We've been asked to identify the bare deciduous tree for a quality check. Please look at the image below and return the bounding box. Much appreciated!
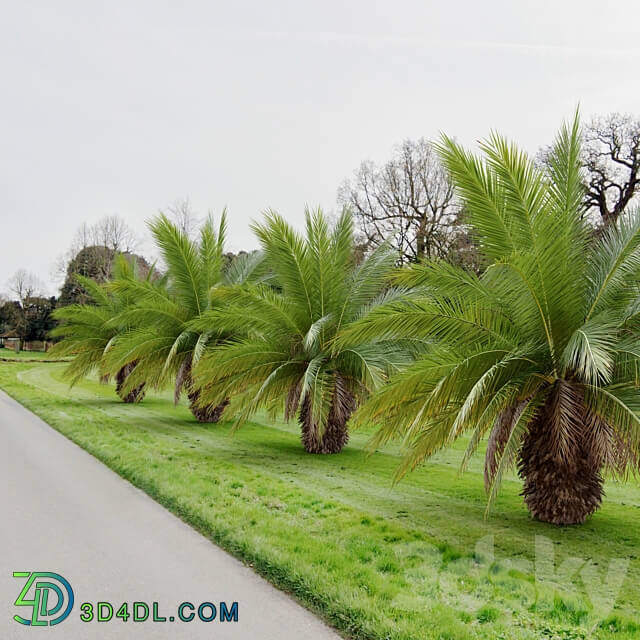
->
[54,215,139,285]
[163,197,201,238]
[4,270,51,342]
[90,215,139,253]
[583,113,640,225]
[7,269,44,305]
[338,138,464,264]
[537,113,640,226]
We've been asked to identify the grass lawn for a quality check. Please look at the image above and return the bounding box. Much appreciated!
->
[1,360,639,639]
[0,349,67,362]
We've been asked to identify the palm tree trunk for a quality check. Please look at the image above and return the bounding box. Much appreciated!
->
[187,387,230,423]
[299,379,355,454]
[115,361,145,404]
[178,356,229,423]
[518,416,604,525]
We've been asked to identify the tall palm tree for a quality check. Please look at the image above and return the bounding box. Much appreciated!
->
[49,255,155,402]
[104,212,266,422]
[342,114,640,525]
[191,208,419,453]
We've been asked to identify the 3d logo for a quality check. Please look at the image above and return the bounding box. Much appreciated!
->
[13,572,74,626]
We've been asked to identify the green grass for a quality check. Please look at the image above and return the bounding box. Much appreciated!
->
[0,349,67,362]
[2,360,639,639]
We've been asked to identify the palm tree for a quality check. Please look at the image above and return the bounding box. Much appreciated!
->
[49,255,154,402]
[342,114,640,525]
[103,212,265,422]
[191,208,419,453]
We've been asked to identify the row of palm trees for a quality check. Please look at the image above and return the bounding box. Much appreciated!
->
[52,114,640,526]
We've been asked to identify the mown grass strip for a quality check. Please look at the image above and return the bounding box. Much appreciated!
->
[1,361,639,639]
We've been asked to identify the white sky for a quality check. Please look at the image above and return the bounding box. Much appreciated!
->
[1,1,639,295]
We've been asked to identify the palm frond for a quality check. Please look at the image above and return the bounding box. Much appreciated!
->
[199,211,226,296]
[148,213,204,315]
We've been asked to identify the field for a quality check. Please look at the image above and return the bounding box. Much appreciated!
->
[0,349,67,362]
[1,360,639,639]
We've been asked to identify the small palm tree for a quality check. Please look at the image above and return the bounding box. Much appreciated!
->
[191,208,418,453]
[343,114,640,525]
[104,212,265,422]
[49,255,154,402]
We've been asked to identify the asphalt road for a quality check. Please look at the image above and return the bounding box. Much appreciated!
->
[0,389,341,639]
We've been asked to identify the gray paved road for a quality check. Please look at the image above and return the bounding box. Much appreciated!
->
[0,389,341,638]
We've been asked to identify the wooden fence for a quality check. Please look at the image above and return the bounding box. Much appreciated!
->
[0,339,53,352]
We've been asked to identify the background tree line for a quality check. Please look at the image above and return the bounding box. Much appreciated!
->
[340,112,640,266]
[2,112,639,347]
[1,203,210,346]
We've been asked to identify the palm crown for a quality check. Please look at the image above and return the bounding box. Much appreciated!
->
[49,254,157,402]
[104,212,265,422]
[343,114,640,524]
[192,208,418,453]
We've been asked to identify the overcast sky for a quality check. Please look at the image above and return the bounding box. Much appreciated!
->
[1,1,639,295]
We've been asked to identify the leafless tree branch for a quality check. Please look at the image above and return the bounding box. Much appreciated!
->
[338,138,472,265]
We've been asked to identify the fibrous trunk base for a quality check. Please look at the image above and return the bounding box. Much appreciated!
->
[115,362,145,404]
[299,385,355,454]
[188,389,229,423]
[519,418,604,526]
